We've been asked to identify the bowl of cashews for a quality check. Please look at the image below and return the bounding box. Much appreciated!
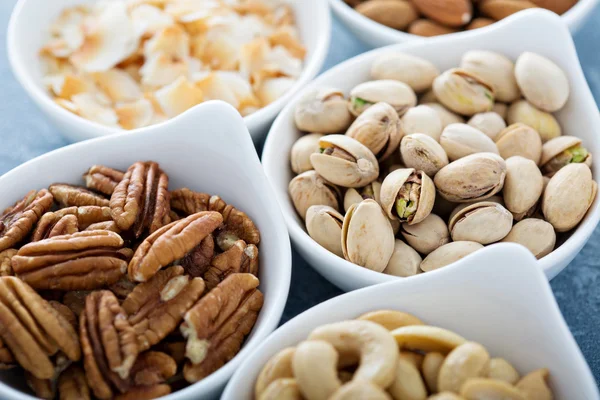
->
[222,243,599,399]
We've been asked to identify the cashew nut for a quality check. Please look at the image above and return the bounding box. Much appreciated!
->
[400,351,424,369]
[487,358,520,385]
[255,347,296,398]
[459,378,526,400]
[428,393,466,400]
[422,352,445,393]
[259,378,303,400]
[330,381,393,400]
[292,340,341,400]
[308,320,398,388]
[516,368,553,400]
[438,342,490,393]
[358,310,424,331]
[392,326,466,354]
[389,357,428,400]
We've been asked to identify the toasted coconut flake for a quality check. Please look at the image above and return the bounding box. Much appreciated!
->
[140,53,189,87]
[131,4,174,38]
[256,76,296,105]
[269,26,306,59]
[55,98,80,114]
[144,25,190,60]
[155,76,203,118]
[195,72,259,110]
[71,93,120,126]
[115,98,154,129]
[45,74,92,100]
[92,69,143,103]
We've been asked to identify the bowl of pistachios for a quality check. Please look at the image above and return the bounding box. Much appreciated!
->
[262,9,600,291]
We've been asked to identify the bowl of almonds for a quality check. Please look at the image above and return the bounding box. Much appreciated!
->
[330,0,598,47]
[262,10,600,291]
[0,102,292,400]
[222,244,599,399]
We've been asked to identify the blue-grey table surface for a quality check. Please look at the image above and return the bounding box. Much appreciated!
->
[1,0,600,385]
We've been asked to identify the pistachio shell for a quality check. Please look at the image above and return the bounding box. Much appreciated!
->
[383,240,422,277]
[306,205,345,258]
[310,135,379,188]
[492,103,508,120]
[542,163,596,232]
[342,200,395,272]
[440,123,499,161]
[503,156,544,217]
[346,102,403,161]
[448,201,513,244]
[371,52,440,93]
[495,123,542,164]
[420,241,484,272]
[424,103,465,128]
[502,218,556,259]
[401,213,450,255]
[467,112,507,141]
[432,68,495,116]
[289,171,341,218]
[515,52,570,112]
[380,169,436,225]
[290,133,323,174]
[400,133,449,177]
[507,100,561,142]
[349,80,417,117]
[540,136,592,176]
[434,153,507,203]
[460,50,520,103]
[294,88,353,133]
[447,195,505,222]
[401,105,443,141]
[343,181,382,212]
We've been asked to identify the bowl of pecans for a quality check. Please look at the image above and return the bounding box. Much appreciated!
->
[0,101,292,400]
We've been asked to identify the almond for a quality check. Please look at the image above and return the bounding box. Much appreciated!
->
[479,0,538,20]
[466,17,496,29]
[410,0,473,27]
[408,19,460,36]
[530,0,578,14]
[356,0,419,30]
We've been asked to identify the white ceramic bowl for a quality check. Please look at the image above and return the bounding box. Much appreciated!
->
[223,243,599,399]
[6,0,331,143]
[330,0,599,48]
[262,9,600,292]
[0,102,292,400]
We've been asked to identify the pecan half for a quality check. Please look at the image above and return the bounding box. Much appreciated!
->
[109,277,138,300]
[155,340,187,365]
[85,220,121,233]
[204,240,259,290]
[34,214,79,241]
[80,291,138,399]
[0,337,15,369]
[114,351,176,399]
[0,249,16,276]
[115,384,171,400]
[0,277,80,379]
[84,165,125,196]
[0,189,53,251]
[49,183,110,207]
[180,234,215,278]
[209,196,261,249]
[26,372,55,400]
[122,266,205,351]
[181,273,264,383]
[171,188,210,215]
[110,162,171,238]
[58,364,91,400]
[62,290,92,317]
[128,212,222,282]
[50,300,78,331]
[32,206,112,241]
[12,230,129,290]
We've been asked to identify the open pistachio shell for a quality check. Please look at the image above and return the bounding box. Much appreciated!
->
[447,195,504,223]
[448,201,513,244]
[495,123,543,165]
[515,52,569,112]
[380,168,436,225]
[401,105,443,141]
[467,112,507,141]
[440,123,499,161]
[400,133,449,177]
[542,163,596,232]
[383,240,422,277]
[507,100,561,142]
[310,135,379,188]
[503,156,544,219]
[343,181,382,212]
[502,218,556,259]
[432,68,495,116]
[540,135,592,176]
[423,102,465,128]
[460,50,520,103]
[289,171,341,219]
[306,205,345,258]
[346,102,403,161]
[349,80,417,117]
[290,133,323,174]
[434,153,507,203]
[401,213,450,255]
[342,199,395,272]
[420,241,484,272]
[294,88,353,133]
[371,52,440,93]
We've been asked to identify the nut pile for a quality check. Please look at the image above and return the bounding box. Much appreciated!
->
[0,161,263,399]
[40,0,305,129]
[255,309,553,400]
[289,50,597,275]
[345,0,578,36]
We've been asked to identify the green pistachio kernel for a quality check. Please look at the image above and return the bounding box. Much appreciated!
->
[352,97,370,108]
[567,145,588,163]
[395,198,415,219]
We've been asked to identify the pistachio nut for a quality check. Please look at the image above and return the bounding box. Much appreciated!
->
[507,100,561,142]
[349,80,417,117]
[346,102,403,161]
[400,133,449,177]
[495,123,543,164]
[420,241,484,272]
[492,102,508,120]
[306,205,345,258]
[440,123,499,161]
[371,52,440,93]
[344,181,382,212]
[383,240,422,277]
[419,90,438,104]
[542,163,596,232]
[294,88,353,133]
[310,135,379,188]
[503,156,544,219]
[515,52,570,112]
[434,152,507,203]
[540,135,592,176]
[401,105,443,141]
[448,201,513,244]
[460,50,520,103]
[502,218,556,259]
[467,112,507,141]
[342,200,395,272]
[447,195,505,222]
[380,169,436,225]
[289,171,341,219]
[432,68,495,116]
[423,102,465,128]
[401,213,450,255]
[290,133,323,174]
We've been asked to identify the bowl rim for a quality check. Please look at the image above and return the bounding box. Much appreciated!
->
[6,0,332,139]
[262,9,600,288]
